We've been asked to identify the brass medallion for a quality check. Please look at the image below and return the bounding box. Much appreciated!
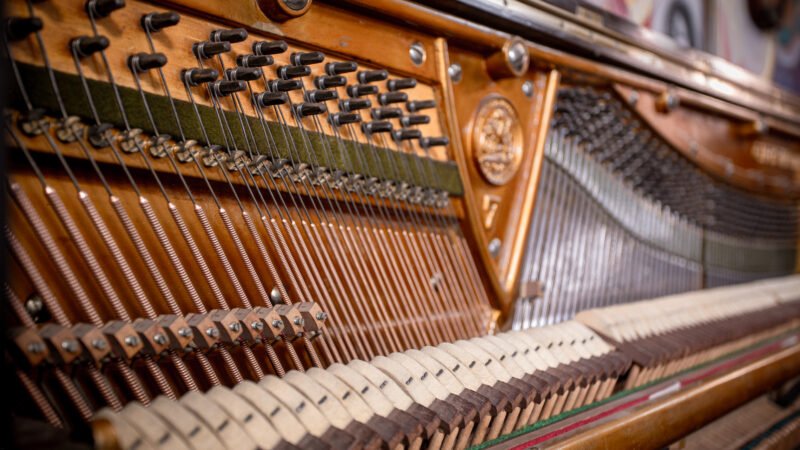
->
[473,97,523,185]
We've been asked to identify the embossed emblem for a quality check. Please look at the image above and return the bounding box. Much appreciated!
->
[473,97,523,185]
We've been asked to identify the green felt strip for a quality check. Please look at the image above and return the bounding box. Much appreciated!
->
[12,62,463,195]
[468,328,800,450]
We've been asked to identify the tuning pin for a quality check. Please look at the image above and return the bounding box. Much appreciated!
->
[371,107,401,120]
[210,28,248,44]
[339,98,371,112]
[71,35,110,57]
[184,67,219,86]
[361,121,393,135]
[420,136,449,148]
[278,65,311,80]
[407,99,436,112]
[237,54,273,68]
[226,67,263,81]
[325,61,357,75]
[329,112,361,127]
[357,69,388,84]
[87,0,125,18]
[294,102,327,118]
[305,89,338,103]
[393,129,421,141]
[315,75,346,89]
[255,91,289,107]
[378,91,408,106]
[253,40,287,55]
[211,80,246,96]
[141,11,180,32]
[128,52,167,72]
[270,79,303,92]
[387,78,417,91]
[347,84,378,98]
[401,114,430,127]
[5,17,43,41]
[193,40,230,59]
[290,51,325,66]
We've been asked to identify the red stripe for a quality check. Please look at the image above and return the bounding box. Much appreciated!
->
[507,335,798,450]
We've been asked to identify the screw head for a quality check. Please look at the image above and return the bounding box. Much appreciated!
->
[124,335,140,347]
[61,339,79,353]
[27,342,45,354]
[178,327,193,338]
[488,237,502,257]
[409,42,426,66]
[315,311,328,321]
[628,89,639,106]
[25,296,44,317]
[448,63,462,83]
[251,321,264,331]
[153,333,168,345]
[271,319,284,329]
[522,80,534,98]
[270,287,282,304]
[293,317,305,326]
[91,338,108,350]
[205,327,219,338]
[229,322,241,333]
[507,40,528,74]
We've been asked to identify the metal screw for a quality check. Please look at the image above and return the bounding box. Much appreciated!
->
[229,322,241,333]
[270,287,282,304]
[409,42,426,66]
[61,339,79,353]
[315,311,328,321]
[91,338,107,350]
[488,237,502,257]
[507,41,528,74]
[27,342,45,354]
[293,317,305,326]
[448,63,462,83]
[628,90,639,106]
[124,335,140,347]
[153,333,168,345]
[178,327,193,338]
[251,321,264,331]
[205,327,219,338]
[522,80,534,98]
[25,296,44,317]
[271,319,283,329]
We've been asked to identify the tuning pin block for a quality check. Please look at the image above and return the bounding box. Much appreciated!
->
[253,307,285,342]
[275,304,305,340]
[185,313,220,349]
[208,310,244,344]
[40,324,82,365]
[10,327,49,367]
[132,318,170,355]
[102,321,144,360]
[157,315,194,350]
[230,308,265,341]
[72,323,112,363]
[296,302,327,336]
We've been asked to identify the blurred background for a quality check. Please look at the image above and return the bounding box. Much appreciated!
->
[584,0,800,94]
